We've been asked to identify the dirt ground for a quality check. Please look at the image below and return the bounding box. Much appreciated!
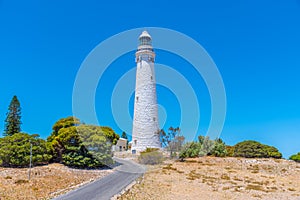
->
[119,157,300,200]
[0,163,112,200]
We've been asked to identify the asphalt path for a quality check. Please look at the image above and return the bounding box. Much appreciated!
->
[52,157,145,200]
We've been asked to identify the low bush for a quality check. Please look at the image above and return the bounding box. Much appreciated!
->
[180,137,227,159]
[138,148,164,165]
[226,145,235,157]
[211,139,227,157]
[48,118,115,168]
[47,117,117,168]
[290,152,300,162]
[0,133,51,167]
[233,140,282,159]
[198,137,215,156]
[179,142,201,159]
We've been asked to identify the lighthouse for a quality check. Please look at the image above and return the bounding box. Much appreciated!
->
[131,31,161,152]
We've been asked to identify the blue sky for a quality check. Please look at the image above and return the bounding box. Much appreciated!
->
[0,1,299,158]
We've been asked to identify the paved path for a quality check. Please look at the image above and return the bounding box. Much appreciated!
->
[52,157,145,200]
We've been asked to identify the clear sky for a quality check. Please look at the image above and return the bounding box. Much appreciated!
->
[0,1,299,158]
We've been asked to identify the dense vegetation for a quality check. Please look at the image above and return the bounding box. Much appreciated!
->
[179,136,227,159]
[179,142,201,158]
[0,133,51,167]
[233,140,282,159]
[0,103,120,168]
[47,117,119,168]
[1,95,299,168]
[179,136,283,160]
[290,152,300,162]
[160,129,284,161]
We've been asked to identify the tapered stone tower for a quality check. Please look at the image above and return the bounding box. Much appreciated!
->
[131,31,161,152]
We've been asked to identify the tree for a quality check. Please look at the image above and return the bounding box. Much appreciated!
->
[233,140,282,159]
[225,145,235,157]
[4,95,22,136]
[159,127,184,158]
[211,138,227,157]
[121,131,128,139]
[198,136,227,157]
[198,135,205,144]
[0,133,51,167]
[121,131,129,150]
[198,135,214,156]
[51,116,80,137]
[179,142,201,160]
[290,152,300,162]
[47,116,80,162]
[97,126,120,145]
[60,125,114,168]
[47,117,119,168]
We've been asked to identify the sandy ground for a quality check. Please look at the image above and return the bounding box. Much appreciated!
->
[119,157,300,200]
[0,163,112,200]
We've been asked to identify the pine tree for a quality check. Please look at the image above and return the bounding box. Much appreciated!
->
[121,131,128,139]
[4,95,22,136]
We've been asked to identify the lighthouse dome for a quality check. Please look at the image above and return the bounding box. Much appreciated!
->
[139,31,151,39]
[139,31,152,46]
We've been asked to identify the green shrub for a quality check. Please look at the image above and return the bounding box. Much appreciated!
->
[179,142,201,159]
[265,146,282,159]
[233,140,282,159]
[47,117,117,168]
[290,152,300,162]
[0,133,51,167]
[199,136,215,156]
[138,148,164,165]
[197,136,227,157]
[62,151,112,168]
[211,139,227,157]
[226,146,235,157]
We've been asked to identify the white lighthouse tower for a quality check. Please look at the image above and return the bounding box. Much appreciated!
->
[131,31,161,152]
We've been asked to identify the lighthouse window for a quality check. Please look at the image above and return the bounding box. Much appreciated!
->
[140,37,151,46]
[151,76,153,80]
[136,96,139,102]
[153,117,156,121]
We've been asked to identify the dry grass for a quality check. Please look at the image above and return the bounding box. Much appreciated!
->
[162,164,177,171]
[119,157,300,200]
[246,184,266,192]
[0,163,112,200]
